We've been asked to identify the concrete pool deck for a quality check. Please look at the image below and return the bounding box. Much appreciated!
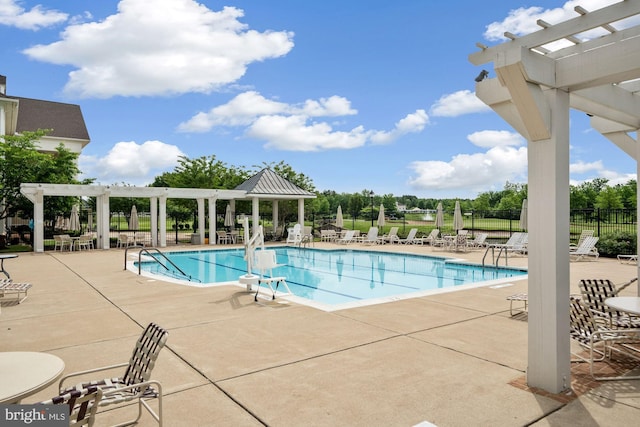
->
[1,242,639,426]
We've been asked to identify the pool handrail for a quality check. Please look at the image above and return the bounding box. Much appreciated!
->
[129,247,201,283]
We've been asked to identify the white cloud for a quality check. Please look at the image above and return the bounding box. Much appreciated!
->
[467,130,525,148]
[484,0,624,45]
[247,115,369,151]
[22,0,294,98]
[79,140,184,184]
[370,110,429,145]
[430,90,491,117]
[179,91,427,151]
[570,160,603,174]
[407,146,528,192]
[0,0,67,30]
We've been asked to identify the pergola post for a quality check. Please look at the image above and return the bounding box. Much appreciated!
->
[252,197,260,235]
[298,199,304,226]
[273,200,279,235]
[33,190,44,253]
[197,198,205,244]
[150,197,158,247]
[526,88,571,392]
[208,197,216,245]
[158,196,167,247]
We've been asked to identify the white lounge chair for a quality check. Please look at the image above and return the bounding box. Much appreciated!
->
[423,229,440,246]
[570,236,599,261]
[467,233,488,249]
[399,228,422,245]
[320,229,337,242]
[361,227,381,245]
[337,230,356,244]
[381,227,400,244]
[286,224,302,245]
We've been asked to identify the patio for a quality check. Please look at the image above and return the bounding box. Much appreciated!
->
[1,243,639,426]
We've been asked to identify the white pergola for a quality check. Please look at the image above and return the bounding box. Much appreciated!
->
[469,1,640,393]
[21,184,246,251]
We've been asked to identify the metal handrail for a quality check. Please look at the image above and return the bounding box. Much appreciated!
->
[124,246,199,282]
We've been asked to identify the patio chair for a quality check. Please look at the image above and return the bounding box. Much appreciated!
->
[361,227,381,245]
[253,249,291,301]
[336,230,356,244]
[579,278,640,328]
[570,236,599,261]
[54,234,72,251]
[216,230,231,244]
[39,385,103,427]
[58,322,168,427]
[569,296,640,380]
[116,233,135,248]
[76,234,94,250]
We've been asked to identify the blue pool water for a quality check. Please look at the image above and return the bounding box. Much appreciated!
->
[135,247,527,310]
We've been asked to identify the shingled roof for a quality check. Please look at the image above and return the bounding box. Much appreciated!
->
[235,168,315,198]
[12,96,90,140]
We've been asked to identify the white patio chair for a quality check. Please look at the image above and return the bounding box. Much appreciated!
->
[253,249,291,301]
[570,236,599,261]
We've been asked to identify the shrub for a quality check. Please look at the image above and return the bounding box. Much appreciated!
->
[597,231,637,257]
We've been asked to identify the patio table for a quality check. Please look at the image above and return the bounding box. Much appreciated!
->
[0,351,65,404]
[605,297,640,316]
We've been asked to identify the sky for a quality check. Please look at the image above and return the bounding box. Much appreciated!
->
[1,0,637,199]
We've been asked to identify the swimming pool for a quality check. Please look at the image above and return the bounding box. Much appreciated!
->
[134,247,527,311]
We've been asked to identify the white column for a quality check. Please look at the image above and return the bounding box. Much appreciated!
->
[252,197,260,235]
[33,190,44,252]
[527,88,571,393]
[208,197,216,245]
[98,191,111,250]
[230,199,236,230]
[159,196,167,247]
[197,198,205,244]
[150,197,158,247]
[273,200,279,234]
[298,199,305,225]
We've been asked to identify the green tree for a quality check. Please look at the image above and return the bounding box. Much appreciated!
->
[595,186,623,210]
[1,130,83,221]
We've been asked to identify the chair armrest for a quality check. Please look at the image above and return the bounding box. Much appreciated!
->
[59,361,129,391]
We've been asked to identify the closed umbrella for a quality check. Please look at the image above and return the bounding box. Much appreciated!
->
[435,202,445,228]
[224,204,233,228]
[377,204,385,228]
[69,205,80,232]
[335,205,344,229]
[453,200,464,232]
[519,199,528,231]
[129,205,139,230]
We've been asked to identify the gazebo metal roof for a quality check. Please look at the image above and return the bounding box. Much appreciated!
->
[235,168,316,199]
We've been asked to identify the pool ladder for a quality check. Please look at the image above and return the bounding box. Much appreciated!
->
[125,247,200,283]
[482,245,510,267]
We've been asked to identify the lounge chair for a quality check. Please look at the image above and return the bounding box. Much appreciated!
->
[302,226,314,246]
[467,233,488,249]
[423,229,440,246]
[570,236,599,261]
[381,227,400,244]
[76,234,94,250]
[579,278,640,328]
[0,278,32,306]
[617,254,638,264]
[39,385,103,426]
[320,229,337,242]
[336,230,356,244]
[361,227,381,245]
[569,296,640,380]
[398,228,419,244]
[286,224,302,245]
[570,230,594,250]
[59,322,168,427]
[253,249,291,301]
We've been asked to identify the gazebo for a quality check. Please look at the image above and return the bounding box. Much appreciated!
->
[469,2,640,393]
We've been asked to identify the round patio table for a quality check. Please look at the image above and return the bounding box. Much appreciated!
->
[605,296,640,316]
[0,351,65,404]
